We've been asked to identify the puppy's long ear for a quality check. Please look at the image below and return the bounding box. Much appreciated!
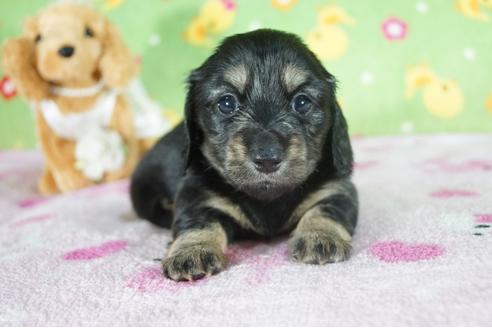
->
[183,69,204,169]
[324,76,354,177]
[99,19,138,88]
[1,16,50,101]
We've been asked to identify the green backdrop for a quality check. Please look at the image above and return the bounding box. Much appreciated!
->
[1,0,491,149]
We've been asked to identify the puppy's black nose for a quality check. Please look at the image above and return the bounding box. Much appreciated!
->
[253,154,282,174]
[58,46,75,58]
[249,131,285,174]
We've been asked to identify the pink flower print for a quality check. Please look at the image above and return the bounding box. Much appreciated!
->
[475,214,492,223]
[10,214,53,228]
[370,241,444,262]
[227,242,289,286]
[245,245,289,285]
[226,241,260,265]
[423,158,492,173]
[63,240,128,260]
[381,17,408,41]
[126,266,206,293]
[128,241,290,292]
[17,196,51,209]
[430,189,479,198]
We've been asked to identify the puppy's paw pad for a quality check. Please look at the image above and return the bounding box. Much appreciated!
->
[289,232,352,265]
[162,245,226,282]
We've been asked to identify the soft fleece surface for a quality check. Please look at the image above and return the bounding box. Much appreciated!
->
[1,134,491,326]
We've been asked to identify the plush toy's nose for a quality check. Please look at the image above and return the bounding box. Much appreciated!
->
[58,45,75,58]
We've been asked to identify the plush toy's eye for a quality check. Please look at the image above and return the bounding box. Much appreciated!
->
[85,27,94,38]
[34,34,42,43]
[217,95,238,114]
[292,94,312,114]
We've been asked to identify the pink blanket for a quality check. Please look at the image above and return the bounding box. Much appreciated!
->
[1,134,491,326]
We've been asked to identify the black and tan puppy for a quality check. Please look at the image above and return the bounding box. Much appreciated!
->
[130,29,358,281]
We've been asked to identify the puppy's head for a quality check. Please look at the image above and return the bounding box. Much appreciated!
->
[185,29,353,200]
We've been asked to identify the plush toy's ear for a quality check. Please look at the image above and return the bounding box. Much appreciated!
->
[23,15,39,39]
[99,19,137,88]
[183,69,204,169]
[322,74,353,177]
[1,36,50,102]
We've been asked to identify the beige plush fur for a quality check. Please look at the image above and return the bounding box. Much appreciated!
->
[1,2,141,195]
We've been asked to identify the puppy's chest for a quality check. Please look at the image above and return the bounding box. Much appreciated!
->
[235,197,302,237]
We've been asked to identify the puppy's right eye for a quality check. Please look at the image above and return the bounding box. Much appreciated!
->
[34,34,42,43]
[292,94,312,114]
[217,95,238,114]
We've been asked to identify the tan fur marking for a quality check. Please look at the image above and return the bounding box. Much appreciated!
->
[286,135,307,162]
[295,207,351,242]
[282,179,350,232]
[283,64,308,93]
[204,192,260,233]
[226,135,248,163]
[160,198,175,211]
[202,135,248,176]
[289,207,352,264]
[201,142,223,173]
[224,64,248,92]
[169,222,227,255]
[165,223,228,280]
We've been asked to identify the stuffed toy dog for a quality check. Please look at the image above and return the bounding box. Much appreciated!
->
[1,2,169,195]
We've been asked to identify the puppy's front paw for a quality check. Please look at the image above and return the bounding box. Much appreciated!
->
[162,244,226,281]
[289,230,352,265]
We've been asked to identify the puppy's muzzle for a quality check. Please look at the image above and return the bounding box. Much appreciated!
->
[249,132,284,174]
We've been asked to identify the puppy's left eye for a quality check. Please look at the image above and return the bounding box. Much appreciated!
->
[217,95,238,115]
[292,94,312,114]
[85,26,95,38]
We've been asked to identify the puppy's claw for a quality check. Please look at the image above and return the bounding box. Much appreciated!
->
[192,273,206,280]
[289,231,352,265]
[162,244,226,281]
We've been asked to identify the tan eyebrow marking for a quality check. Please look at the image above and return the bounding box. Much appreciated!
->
[283,64,308,93]
[224,64,248,93]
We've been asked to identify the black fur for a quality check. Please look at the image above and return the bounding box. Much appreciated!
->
[130,125,186,228]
